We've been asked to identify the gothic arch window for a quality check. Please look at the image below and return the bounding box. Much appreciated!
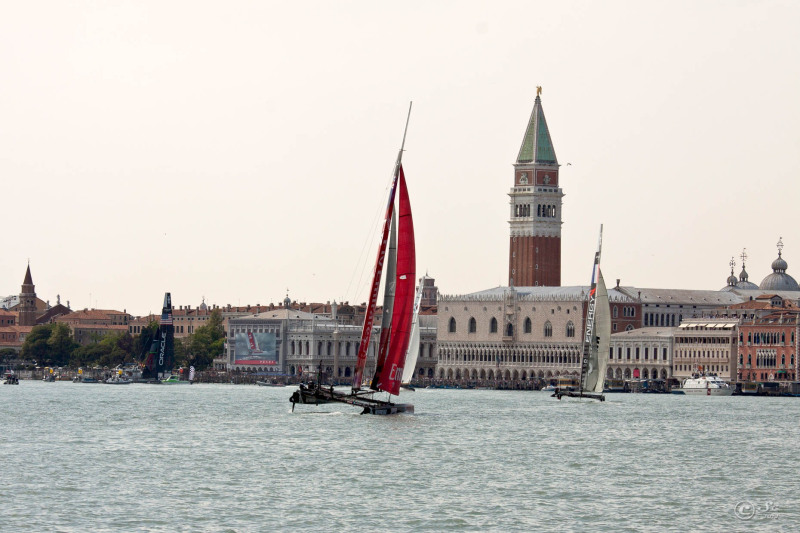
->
[506,323,514,337]
[524,317,532,334]
[544,321,553,338]
[613,306,619,319]
[449,317,456,333]
[490,317,498,333]
[469,317,477,333]
[566,321,575,338]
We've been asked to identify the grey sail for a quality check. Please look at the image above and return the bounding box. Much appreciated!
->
[587,271,610,394]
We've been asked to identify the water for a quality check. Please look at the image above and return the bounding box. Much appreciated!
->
[1,382,798,532]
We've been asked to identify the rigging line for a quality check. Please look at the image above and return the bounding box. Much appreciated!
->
[343,177,393,304]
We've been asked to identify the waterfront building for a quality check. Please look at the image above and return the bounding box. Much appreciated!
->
[56,309,131,346]
[608,327,674,381]
[0,265,71,352]
[223,284,438,380]
[737,311,799,382]
[436,285,637,382]
[672,319,738,382]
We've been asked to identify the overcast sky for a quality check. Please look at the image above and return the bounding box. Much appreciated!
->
[2,1,799,316]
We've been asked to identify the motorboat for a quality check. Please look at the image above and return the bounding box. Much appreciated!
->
[105,374,132,385]
[161,374,187,384]
[677,374,732,396]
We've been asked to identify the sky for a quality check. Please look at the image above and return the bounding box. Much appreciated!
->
[2,1,799,316]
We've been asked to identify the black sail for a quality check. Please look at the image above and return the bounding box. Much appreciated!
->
[155,292,175,378]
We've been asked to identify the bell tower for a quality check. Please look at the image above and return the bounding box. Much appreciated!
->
[18,263,37,327]
[508,88,563,287]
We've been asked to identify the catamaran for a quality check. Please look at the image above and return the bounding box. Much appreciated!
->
[290,105,416,415]
[140,293,175,383]
[553,226,610,402]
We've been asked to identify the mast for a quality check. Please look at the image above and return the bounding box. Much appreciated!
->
[352,103,413,391]
[579,226,603,395]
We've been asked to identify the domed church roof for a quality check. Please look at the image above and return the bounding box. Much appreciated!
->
[721,257,739,291]
[760,238,800,291]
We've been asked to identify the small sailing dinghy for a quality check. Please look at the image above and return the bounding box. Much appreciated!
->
[290,105,416,415]
[553,226,610,402]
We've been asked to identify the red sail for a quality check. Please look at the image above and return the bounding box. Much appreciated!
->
[374,166,415,395]
[352,170,399,390]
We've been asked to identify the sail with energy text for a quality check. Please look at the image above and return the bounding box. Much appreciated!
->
[580,227,610,394]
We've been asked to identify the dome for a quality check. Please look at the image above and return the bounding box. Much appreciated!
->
[736,279,759,290]
[759,240,799,291]
[736,267,758,290]
[760,272,799,291]
[771,256,788,272]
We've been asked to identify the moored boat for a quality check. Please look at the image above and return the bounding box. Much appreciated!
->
[678,374,732,396]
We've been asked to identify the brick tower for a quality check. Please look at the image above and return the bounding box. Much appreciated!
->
[18,263,37,326]
[508,89,562,287]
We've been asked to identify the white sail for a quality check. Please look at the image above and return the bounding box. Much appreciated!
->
[580,226,609,395]
[401,276,426,384]
[591,271,610,394]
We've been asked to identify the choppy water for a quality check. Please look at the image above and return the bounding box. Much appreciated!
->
[1,382,798,532]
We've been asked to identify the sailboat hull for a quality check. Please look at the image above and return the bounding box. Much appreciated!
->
[554,390,606,402]
[290,384,414,415]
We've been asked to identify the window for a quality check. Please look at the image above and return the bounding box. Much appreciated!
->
[469,317,477,333]
[566,321,575,338]
[490,317,498,333]
[544,321,552,338]
[506,323,514,336]
[448,317,456,333]
[613,307,619,318]
[524,317,532,334]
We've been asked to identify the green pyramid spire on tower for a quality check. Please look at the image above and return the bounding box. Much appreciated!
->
[516,93,558,165]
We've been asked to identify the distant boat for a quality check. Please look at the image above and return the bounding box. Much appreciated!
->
[677,374,732,396]
[141,293,175,383]
[105,373,132,385]
[3,371,19,385]
[290,104,416,415]
[257,381,285,387]
[553,226,609,402]
[161,374,188,384]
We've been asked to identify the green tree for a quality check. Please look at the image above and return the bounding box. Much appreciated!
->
[184,309,224,371]
[0,348,18,367]
[20,324,54,364]
[47,323,78,367]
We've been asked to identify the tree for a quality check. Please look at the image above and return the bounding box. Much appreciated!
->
[47,323,78,366]
[183,309,225,370]
[21,324,54,364]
